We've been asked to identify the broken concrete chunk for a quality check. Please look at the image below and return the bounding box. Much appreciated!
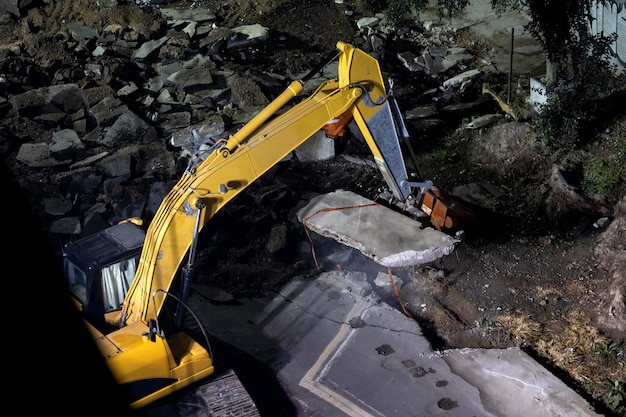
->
[16,143,53,167]
[356,17,379,29]
[50,128,83,160]
[296,190,459,267]
[227,24,269,49]
[442,69,481,89]
[159,8,216,23]
[43,197,73,216]
[294,130,335,162]
[170,115,226,149]
[67,22,99,42]
[48,216,82,235]
[132,36,168,60]
[465,113,503,129]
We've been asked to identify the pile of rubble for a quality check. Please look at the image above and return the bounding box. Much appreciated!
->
[1,0,512,245]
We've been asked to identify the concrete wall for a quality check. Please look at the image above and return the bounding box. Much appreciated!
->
[590,0,626,71]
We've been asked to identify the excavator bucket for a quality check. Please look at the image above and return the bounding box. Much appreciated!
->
[294,42,474,267]
[421,186,477,230]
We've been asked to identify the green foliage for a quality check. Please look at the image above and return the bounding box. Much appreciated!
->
[509,94,526,118]
[488,0,626,150]
[385,0,624,153]
[428,140,460,165]
[594,341,625,364]
[385,0,428,27]
[582,154,624,196]
[530,31,623,149]
[431,147,452,164]
[490,0,524,15]
[598,379,626,415]
[594,343,625,414]
[580,129,626,197]
[386,0,626,195]
[530,79,583,148]
[522,0,594,67]
[617,134,626,156]
[385,0,469,27]
[435,0,471,18]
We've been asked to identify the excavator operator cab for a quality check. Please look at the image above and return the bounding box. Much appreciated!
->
[62,221,145,325]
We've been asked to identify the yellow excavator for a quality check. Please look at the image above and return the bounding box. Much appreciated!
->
[61,41,473,414]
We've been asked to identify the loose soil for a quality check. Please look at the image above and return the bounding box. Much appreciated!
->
[1,0,624,415]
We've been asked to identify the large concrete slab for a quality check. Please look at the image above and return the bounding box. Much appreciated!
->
[188,271,602,417]
[295,190,459,267]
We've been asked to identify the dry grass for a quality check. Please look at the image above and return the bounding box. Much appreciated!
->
[498,309,623,386]
[563,281,587,296]
[497,313,542,345]
[535,285,561,300]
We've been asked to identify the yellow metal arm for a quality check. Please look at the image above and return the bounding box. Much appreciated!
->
[120,42,406,326]
[223,79,305,153]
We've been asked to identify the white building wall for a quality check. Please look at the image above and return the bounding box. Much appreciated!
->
[532,1,626,113]
[590,0,626,72]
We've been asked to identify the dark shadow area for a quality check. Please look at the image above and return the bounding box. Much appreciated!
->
[405,313,450,351]
[1,159,138,416]
[2,155,293,416]
[208,336,298,417]
[139,332,297,417]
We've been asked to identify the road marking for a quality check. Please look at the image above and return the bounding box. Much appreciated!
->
[297,296,378,417]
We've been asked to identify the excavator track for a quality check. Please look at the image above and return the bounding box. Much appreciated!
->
[143,368,261,417]
[194,369,261,417]
[180,315,261,417]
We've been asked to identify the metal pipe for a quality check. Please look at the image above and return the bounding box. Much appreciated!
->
[508,27,514,104]
[223,47,341,154]
[174,200,205,328]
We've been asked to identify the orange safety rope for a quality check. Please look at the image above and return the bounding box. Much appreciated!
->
[302,202,378,270]
[387,266,416,321]
[302,203,417,322]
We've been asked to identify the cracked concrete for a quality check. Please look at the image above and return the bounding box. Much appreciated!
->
[180,270,602,417]
[296,190,459,267]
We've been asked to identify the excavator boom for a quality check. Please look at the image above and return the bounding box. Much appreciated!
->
[121,41,414,326]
